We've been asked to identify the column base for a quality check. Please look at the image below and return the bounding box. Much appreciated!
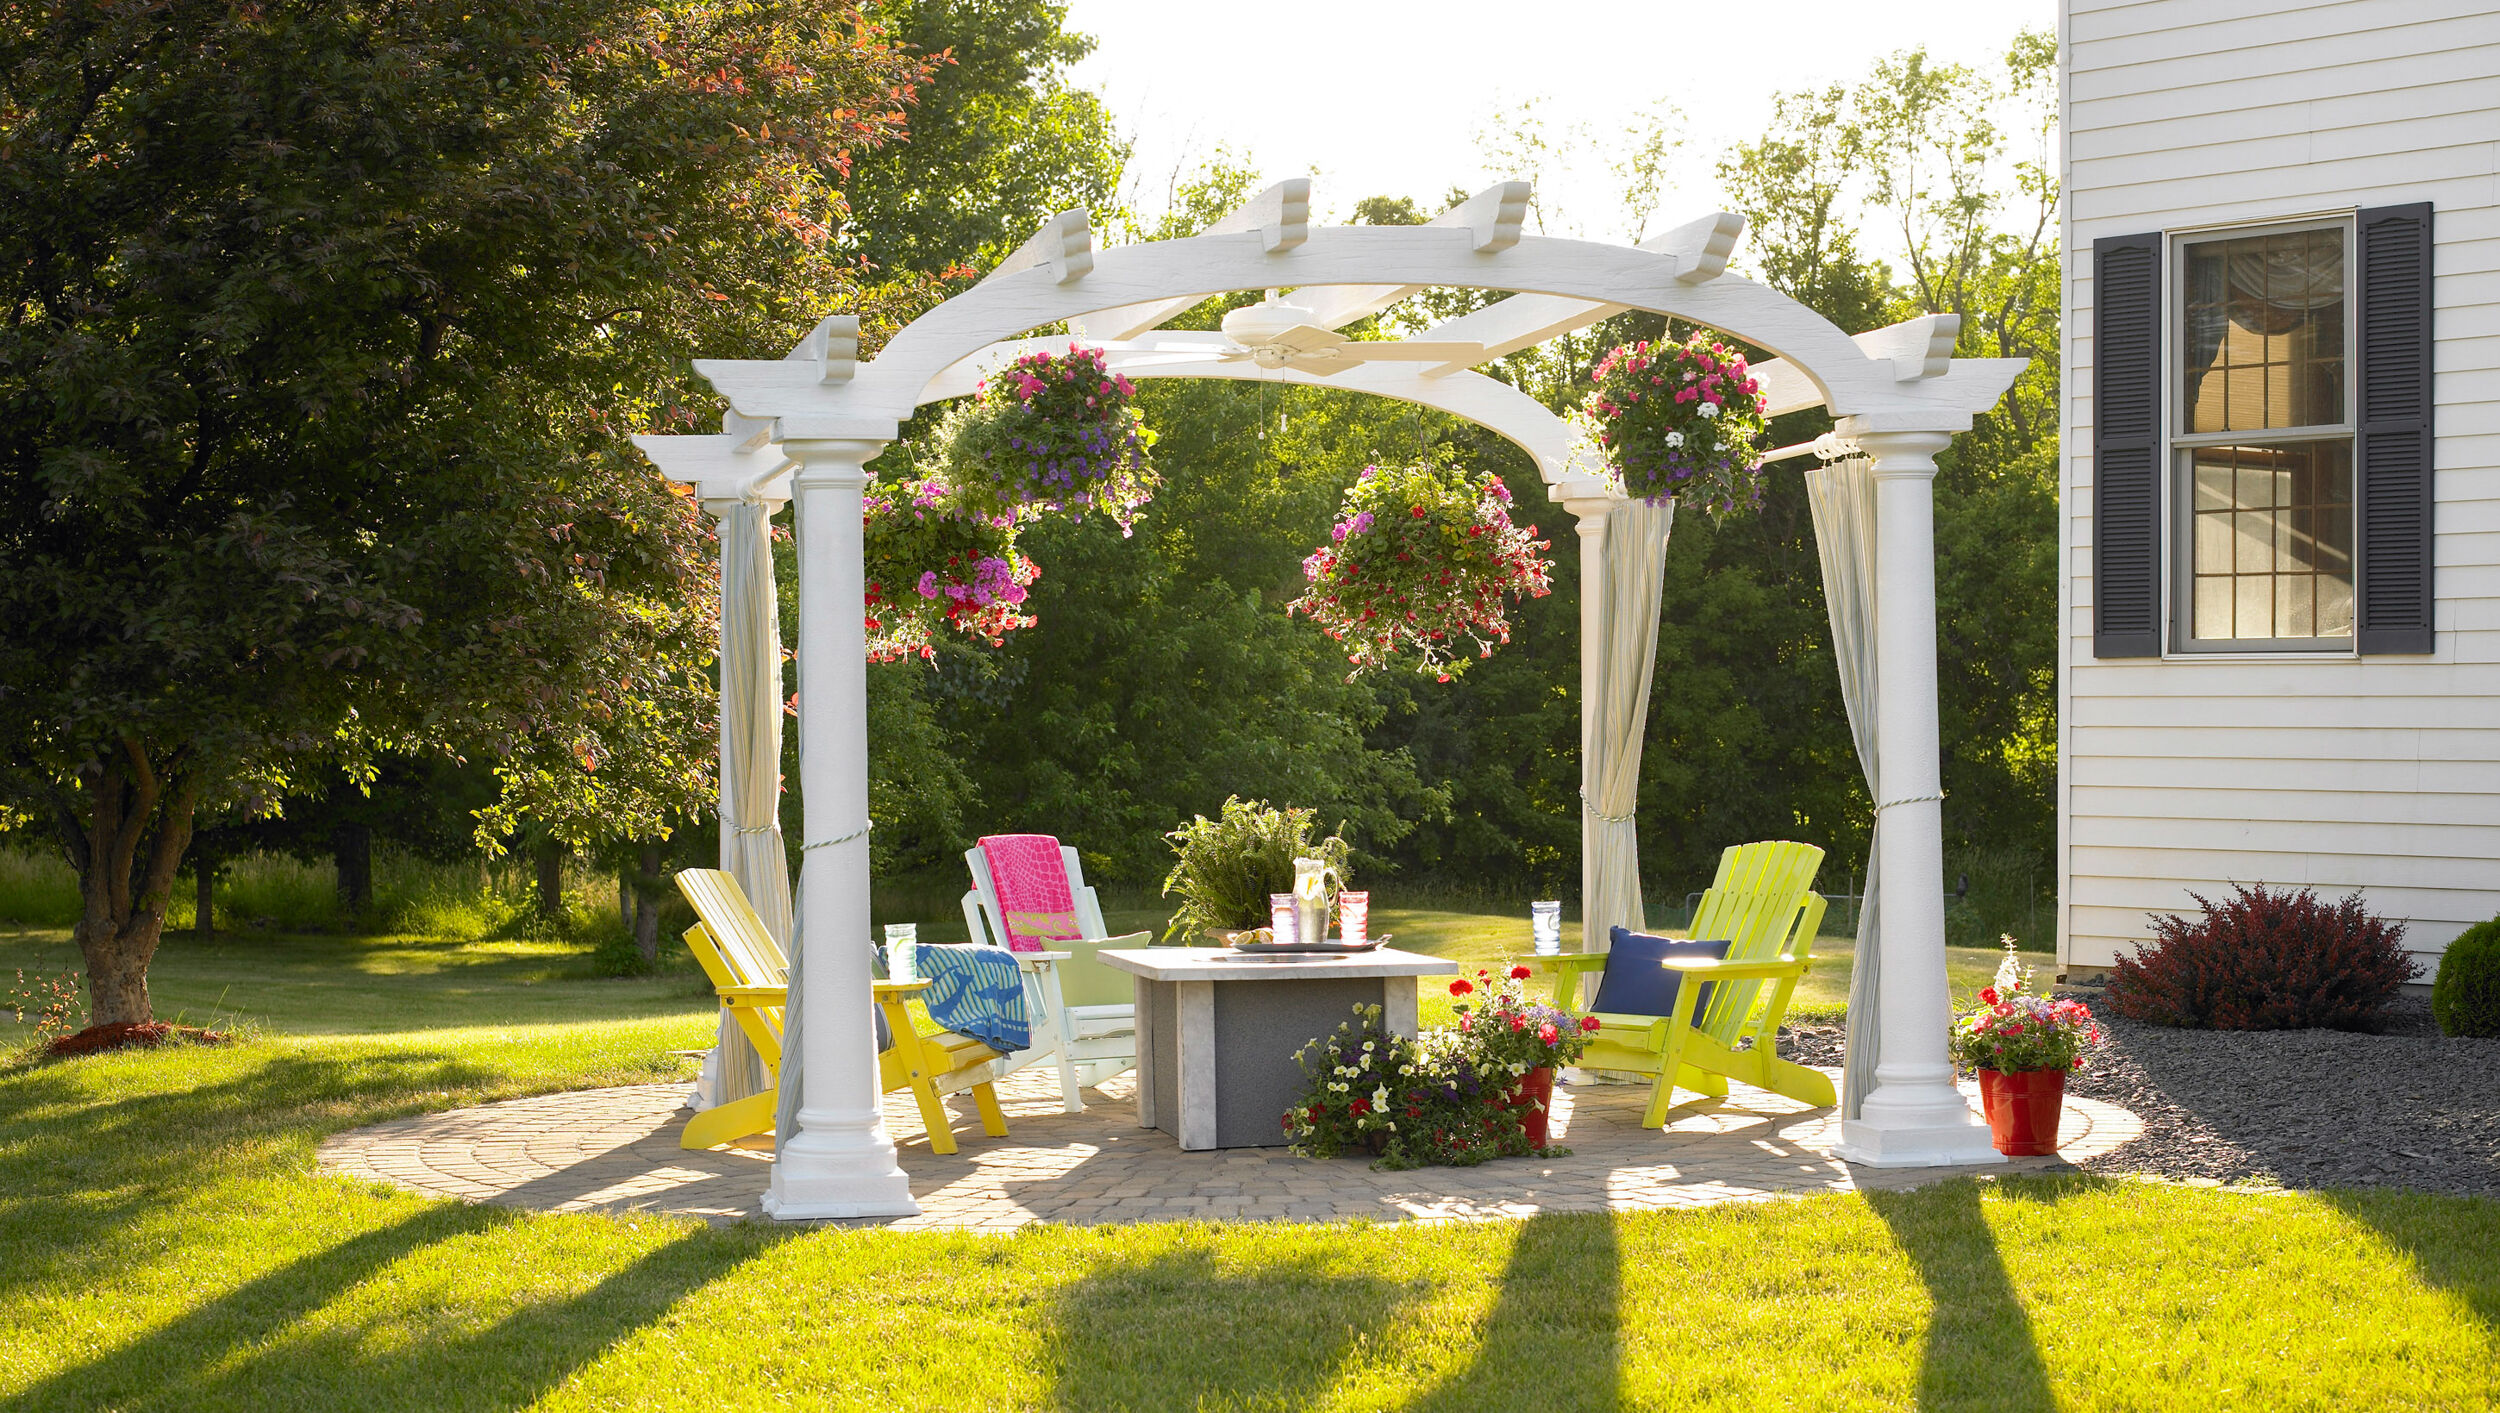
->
[760,1146,920,1220]
[1833,1110,2007,1168]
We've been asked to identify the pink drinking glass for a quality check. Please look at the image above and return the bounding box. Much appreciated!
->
[1337,891,1369,947]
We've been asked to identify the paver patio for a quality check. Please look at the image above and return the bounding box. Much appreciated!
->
[318,1065,2140,1230]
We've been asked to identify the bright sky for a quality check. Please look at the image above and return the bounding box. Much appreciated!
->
[1065,0,2056,244]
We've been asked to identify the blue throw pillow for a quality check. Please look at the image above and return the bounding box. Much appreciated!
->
[1589,926,1734,1021]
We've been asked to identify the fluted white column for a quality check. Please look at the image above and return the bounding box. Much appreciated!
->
[764,435,918,1219]
[1834,428,2002,1167]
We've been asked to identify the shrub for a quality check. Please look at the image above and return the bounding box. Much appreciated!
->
[1159,797,1350,941]
[2109,883,2419,1031]
[2430,916,2500,1038]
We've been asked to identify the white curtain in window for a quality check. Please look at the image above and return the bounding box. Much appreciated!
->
[1807,459,1883,1121]
[710,497,790,1107]
[1586,500,1675,953]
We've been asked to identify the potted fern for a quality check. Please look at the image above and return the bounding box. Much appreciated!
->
[1159,797,1351,944]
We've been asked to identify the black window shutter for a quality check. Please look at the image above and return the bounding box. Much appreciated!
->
[2357,203,2435,654]
[2093,233,2163,657]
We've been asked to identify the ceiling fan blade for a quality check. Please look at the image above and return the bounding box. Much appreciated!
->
[1281,351,1360,377]
[1332,340,1486,362]
[1268,324,1349,355]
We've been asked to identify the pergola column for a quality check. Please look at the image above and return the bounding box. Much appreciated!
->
[763,433,918,1219]
[1834,427,2002,1167]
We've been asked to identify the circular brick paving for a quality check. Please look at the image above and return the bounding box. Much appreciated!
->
[319,1065,2140,1229]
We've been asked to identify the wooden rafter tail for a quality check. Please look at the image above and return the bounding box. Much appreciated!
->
[1089,178,1314,341]
[779,313,861,386]
[1749,312,1968,418]
[1666,210,1746,284]
[1415,210,1746,377]
[981,208,1095,287]
[1289,180,1535,333]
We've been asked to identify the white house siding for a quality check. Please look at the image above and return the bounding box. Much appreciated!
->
[2060,0,2500,972]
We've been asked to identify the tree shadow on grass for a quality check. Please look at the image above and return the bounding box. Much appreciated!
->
[1864,1178,2057,1413]
[4,1203,782,1412]
[0,1047,503,1308]
[1045,1239,1423,1412]
[1401,1211,1621,1413]
[2319,1187,2500,1344]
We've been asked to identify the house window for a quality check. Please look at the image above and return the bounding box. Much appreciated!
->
[2174,221,2354,650]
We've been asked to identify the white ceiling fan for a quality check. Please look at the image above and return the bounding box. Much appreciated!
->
[1204,295,1482,376]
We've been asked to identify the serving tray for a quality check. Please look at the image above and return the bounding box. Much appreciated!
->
[1223,935,1388,956]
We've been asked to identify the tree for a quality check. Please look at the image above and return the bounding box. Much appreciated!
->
[1702,34,2063,907]
[0,0,933,1023]
[840,0,1126,274]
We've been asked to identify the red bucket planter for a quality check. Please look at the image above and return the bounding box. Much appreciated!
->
[1976,1068,2068,1156]
[1503,1066,1557,1149]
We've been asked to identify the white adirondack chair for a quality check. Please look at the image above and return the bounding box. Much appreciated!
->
[960,842,1144,1112]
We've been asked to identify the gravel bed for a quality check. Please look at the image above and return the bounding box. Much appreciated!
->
[1778,999,2500,1196]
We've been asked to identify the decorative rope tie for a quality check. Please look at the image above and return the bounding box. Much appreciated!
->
[1579,791,1636,827]
[803,821,873,852]
[1875,790,1946,812]
[729,823,779,837]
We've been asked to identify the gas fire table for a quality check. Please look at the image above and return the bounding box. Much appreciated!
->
[1097,946,1460,1150]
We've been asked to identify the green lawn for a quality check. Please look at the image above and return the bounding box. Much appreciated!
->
[3,923,2494,1411]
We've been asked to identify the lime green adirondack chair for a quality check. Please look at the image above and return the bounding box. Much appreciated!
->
[1541,840,1836,1129]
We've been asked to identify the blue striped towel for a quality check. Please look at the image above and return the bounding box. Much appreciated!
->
[915,944,1029,1055]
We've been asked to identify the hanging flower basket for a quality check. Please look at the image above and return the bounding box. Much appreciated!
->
[1578,330,1772,515]
[861,474,1039,663]
[934,343,1158,533]
[1290,461,1553,682]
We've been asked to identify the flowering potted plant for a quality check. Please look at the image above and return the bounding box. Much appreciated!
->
[1577,330,1772,516]
[1947,938,2101,1156]
[1446,964,1602,1149]
[1284,997,1588,1169]
[1282,1004,1498,1169]
[936,343,1158,532]
[861,474,1038,663]
[1290,461,1553,682]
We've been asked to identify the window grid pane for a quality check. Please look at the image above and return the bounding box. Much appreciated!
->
[2182,228,2345,436]
[2186,441,2354,642]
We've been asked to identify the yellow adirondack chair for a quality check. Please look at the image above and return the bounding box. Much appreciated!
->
[1540,840,1837,1129]
[673,868,1009,1156]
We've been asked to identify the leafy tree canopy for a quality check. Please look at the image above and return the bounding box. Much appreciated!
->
[0,0,934,1020]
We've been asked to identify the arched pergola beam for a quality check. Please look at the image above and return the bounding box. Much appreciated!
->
[718,332,1609,505]
[1399,211,1747,376]
[695,226,1975,435]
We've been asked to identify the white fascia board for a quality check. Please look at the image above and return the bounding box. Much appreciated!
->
[631,433,793,502]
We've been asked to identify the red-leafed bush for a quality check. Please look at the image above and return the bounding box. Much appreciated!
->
[2109,884,2420,1031]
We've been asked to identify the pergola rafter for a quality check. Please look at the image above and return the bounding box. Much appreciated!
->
[638,186,2025,1220]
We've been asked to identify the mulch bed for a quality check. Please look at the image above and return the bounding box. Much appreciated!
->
[1780,999,2500,1197]
[46,1021,234,1057]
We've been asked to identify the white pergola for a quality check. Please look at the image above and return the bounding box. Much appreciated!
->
[637,179,2024,1218]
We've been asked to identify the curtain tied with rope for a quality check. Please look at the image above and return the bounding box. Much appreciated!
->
[1806,459,1883,1121]
[1583,500,1675,964]
[705,496,792,1111]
